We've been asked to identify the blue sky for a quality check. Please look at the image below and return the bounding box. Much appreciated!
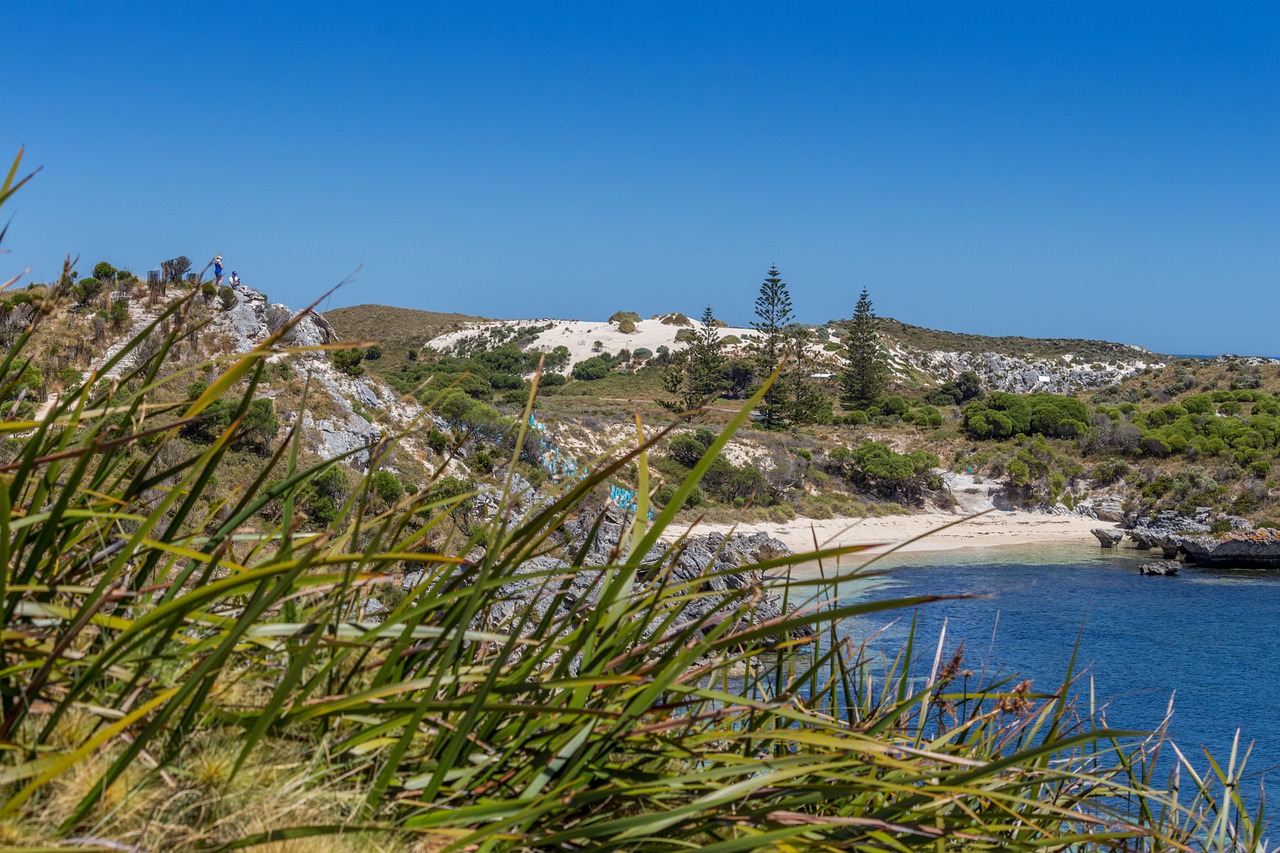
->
[4,2,1277,355]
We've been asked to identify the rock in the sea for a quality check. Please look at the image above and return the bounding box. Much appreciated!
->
[1092,528,1123,548]
[1173,528,1280,568]
[1138,561,1179,576]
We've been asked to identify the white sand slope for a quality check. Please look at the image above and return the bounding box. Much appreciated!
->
[426,316,842,372]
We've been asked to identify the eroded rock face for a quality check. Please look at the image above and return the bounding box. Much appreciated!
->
[1092,528,1123,548]
[1173,528,1280,568]
[302,411,381,467]
[1127,512,1209,555]
[1139,561,1179,576]
[283,311,338,348]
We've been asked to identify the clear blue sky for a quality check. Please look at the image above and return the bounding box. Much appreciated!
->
[4,2,1277,355]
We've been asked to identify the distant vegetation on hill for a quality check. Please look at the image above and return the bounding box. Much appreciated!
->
[873,316,1159,360]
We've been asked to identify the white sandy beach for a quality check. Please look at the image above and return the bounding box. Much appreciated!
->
[695,510,1110,556]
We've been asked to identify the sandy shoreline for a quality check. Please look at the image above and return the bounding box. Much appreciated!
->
[694,510,1111,556]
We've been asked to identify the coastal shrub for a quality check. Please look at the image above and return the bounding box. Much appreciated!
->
[472,449,494,474]
[1182,393,1214,414]
[881,394,910,417]
[571,356,611,381]
[632,347,653,360]
[488,372,524,390]
[238,397,279,454]
[1006,458,1031,487]
[963,392,1089,440]
[609,310,641,323]
[653,482,703,509]
[911,404,944,427]
[617,318,637,334]
[674,328,697,343]
[841,409,869,425]
[668,428,716,468]
[827,440,939,502]
[333,347,365,376]
[539,372,567,387]
[371,469,405,505]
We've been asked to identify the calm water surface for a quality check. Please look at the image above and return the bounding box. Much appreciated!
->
[798,543,1280,789]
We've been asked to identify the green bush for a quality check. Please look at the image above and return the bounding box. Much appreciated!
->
[488,372,524,390]
[571,356,612,381]
[1182,393,1214,414]
[426,428,450,455]
[371,469,405,505]
[881,395,910,417]
[668,428,715,468]
[963,392,1090,440]
[653,483,703,509]
[333,348,366,376]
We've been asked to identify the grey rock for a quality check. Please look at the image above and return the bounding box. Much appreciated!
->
[283,310,338,348]
[895,347,1160,395]
[1127,513,1209,557]
[305,410,381,467]
[1139,561,1179,576]
[1092,528,1123,548]
[1173,528,1280,568]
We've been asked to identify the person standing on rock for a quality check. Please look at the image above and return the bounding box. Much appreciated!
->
[213,255,224,287]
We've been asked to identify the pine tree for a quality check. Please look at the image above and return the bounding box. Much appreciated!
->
[661,305,727,416]
[840,287,888,409]
[750,266,795,428]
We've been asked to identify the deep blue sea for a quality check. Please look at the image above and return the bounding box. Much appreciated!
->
[805,543,1280,797]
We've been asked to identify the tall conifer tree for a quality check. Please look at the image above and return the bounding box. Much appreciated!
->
[751,266,795,428]
[840,287,889,409]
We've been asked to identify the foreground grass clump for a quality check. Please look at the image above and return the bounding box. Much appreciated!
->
[0,151,1265,851]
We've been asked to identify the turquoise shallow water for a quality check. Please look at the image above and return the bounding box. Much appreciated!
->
[796,543,1280,793]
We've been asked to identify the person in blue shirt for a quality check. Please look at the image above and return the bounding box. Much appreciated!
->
[213,255,224,286]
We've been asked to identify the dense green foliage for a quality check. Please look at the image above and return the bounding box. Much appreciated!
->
[827,440,940,502]
[840,287,889,409]
[963,391,1091,439]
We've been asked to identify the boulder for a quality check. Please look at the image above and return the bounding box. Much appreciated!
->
[1139,561,1179,576]
[1091,528,1123,548]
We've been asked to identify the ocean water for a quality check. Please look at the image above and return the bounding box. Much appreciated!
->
[797,543,1280,793]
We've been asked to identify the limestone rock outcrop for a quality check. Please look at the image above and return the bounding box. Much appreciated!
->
[1172,528,1280,568]
[1091,528,1123,548]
